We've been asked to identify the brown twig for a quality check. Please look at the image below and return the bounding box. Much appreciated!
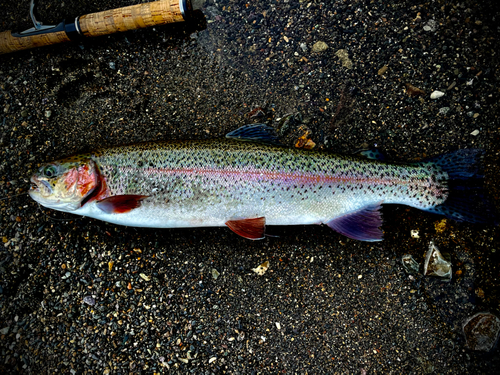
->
[330,85,348,129]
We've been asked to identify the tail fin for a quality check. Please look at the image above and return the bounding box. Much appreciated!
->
[422,149,498,224]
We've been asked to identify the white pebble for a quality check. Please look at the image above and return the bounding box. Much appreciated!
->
[430,91,444,99]
[470,129,480,136]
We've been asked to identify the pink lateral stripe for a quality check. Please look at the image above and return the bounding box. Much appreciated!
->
[119,166,412,187]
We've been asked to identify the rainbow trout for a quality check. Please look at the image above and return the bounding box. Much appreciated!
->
[29,124,497,241]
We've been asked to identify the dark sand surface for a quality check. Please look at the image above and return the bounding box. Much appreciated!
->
[1,0,499,373]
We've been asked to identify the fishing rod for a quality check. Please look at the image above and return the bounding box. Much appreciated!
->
[0,0,193,55]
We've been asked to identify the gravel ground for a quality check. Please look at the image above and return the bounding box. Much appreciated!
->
[1,0,500,373]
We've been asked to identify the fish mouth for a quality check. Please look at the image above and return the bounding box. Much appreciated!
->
[30,176,52,196]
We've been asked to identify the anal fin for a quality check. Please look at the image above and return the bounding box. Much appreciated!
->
[96,195,148,214]
[225,217,266,240]
[327,204,383,242]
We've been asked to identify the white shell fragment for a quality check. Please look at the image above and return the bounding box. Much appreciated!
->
[401,255,419,274]
[424,241,452,281]
[430,91,445,99]
[139,273,150,281]
[411,229,420,238]
[470,129,480,136]
[211,268,220,280]
[252,261,269,275]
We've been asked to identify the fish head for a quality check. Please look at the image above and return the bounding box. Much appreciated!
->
[29,157,99,211]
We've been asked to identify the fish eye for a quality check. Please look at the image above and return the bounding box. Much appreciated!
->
[43,165,58,178]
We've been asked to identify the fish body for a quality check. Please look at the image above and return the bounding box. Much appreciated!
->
[29,126,496,241]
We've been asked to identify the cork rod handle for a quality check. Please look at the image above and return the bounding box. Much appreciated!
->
[0,29,71,54]
[79,0,187,37]
[0,0,190,54]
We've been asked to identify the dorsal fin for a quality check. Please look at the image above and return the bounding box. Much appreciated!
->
[354,148,387,161]
[226,124,282,146]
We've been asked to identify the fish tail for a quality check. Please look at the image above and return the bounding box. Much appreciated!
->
[422,149,498,224]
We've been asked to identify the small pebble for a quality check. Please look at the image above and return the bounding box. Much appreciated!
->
[335,49,353,69]
[423,19,437,32]
[378,65,389,75]
[470,129,480,136]
[439,107,450,115]
[405,83,425,97]
[83,296,95,306]
[312,41,328,52]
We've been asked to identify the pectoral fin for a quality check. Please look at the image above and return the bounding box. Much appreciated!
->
[225,217,266,240]
[96,195,148,214]
[327,204,383,241]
